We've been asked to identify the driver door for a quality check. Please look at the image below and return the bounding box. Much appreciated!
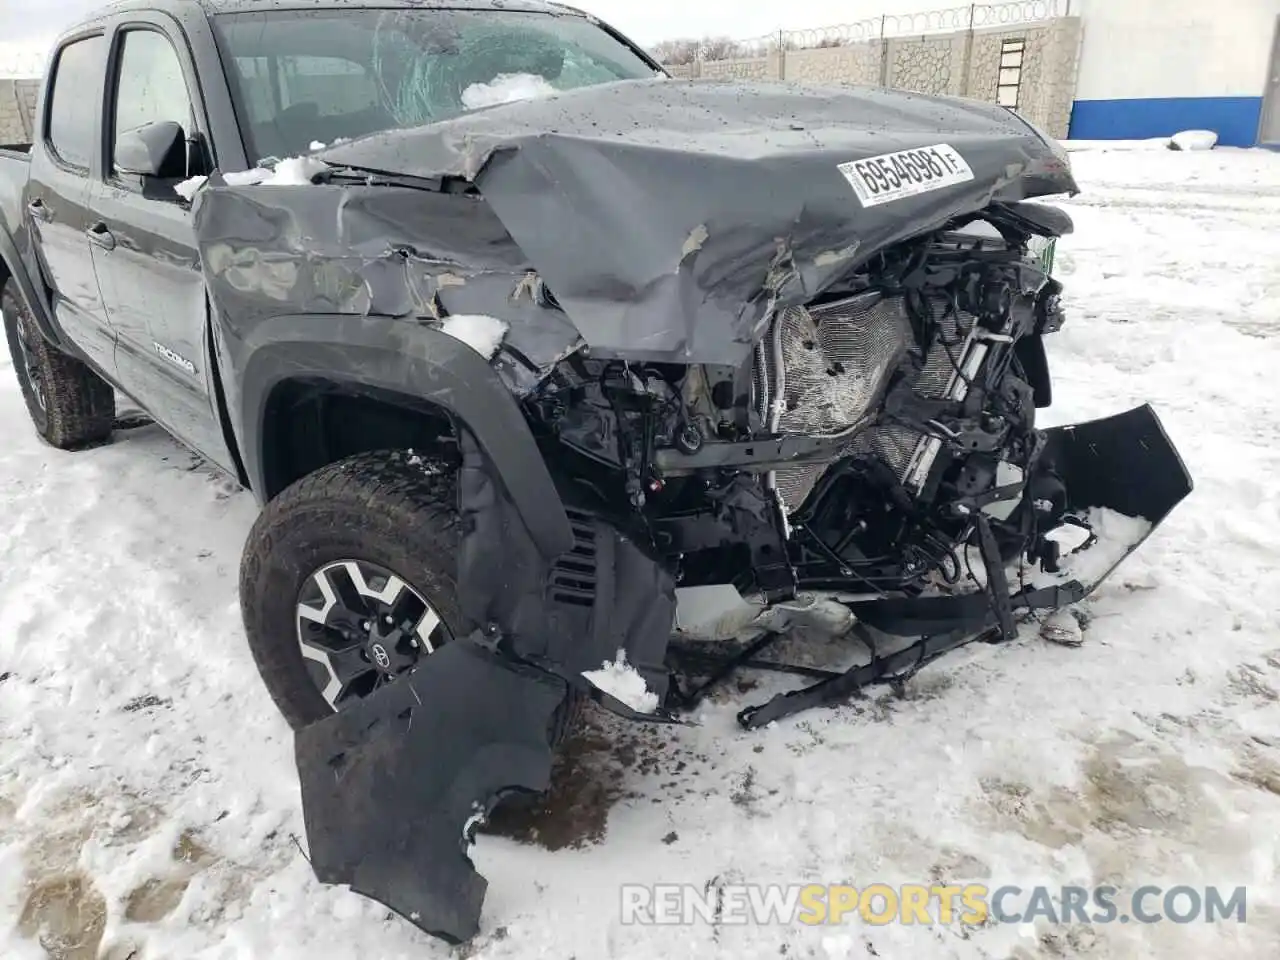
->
[88,21,236,474]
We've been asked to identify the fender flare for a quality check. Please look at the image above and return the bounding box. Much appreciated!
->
[0,223,64,349]
[235,314,573,560]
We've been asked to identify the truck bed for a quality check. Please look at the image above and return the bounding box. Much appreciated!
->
[0,146,32,268]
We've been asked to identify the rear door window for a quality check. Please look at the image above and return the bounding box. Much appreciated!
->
[47,35,106,169]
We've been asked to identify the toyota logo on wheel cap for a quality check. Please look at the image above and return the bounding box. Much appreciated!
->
[371,643,391,669]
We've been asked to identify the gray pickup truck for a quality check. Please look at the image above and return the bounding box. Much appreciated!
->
[0,0,1192,943]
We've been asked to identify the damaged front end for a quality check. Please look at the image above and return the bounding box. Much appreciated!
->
[200,80,1192,943]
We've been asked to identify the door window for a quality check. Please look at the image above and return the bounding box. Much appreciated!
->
[46,35,105,169]
[111,29,194,174]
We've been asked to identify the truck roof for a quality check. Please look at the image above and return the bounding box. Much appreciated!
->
[198,0,582,14]
[70,0,591,31]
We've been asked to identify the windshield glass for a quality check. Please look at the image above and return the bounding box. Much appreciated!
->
[213,8,660,164]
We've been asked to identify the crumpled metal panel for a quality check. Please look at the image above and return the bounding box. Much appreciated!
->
[316,78,1077,364]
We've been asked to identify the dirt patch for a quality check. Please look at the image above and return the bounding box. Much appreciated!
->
[729,766,760,812]
[9,784,252,959]
[18,873,107,960]
[1225,663,1279,703]
[485,705,694,851]
[976,734,1229,850]
[125,876,191,924]
[485,709,634,851]
[122,829,219,924]
[173,828,215,865]
[927,846,992,885]
[1231,746,1280,797]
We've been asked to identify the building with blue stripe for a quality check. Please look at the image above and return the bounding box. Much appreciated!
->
[1068,0,1280,147]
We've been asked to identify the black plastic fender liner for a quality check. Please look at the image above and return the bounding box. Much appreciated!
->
[234,317,574,559]
[455,428,677,707]
[295,640,568,944]
[0,225,65,350]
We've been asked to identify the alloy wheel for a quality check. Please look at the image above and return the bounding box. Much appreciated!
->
[294,558,450,710]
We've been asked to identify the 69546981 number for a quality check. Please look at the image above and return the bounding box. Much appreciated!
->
[837,144,974,208]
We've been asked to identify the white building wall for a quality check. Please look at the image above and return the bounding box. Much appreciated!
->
[1069,0,1280,145]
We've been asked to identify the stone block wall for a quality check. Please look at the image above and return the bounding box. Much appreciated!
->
[660,16,1083,139]
[0,79,38,145]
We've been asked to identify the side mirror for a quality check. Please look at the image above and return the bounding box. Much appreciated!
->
[114,120,186,179]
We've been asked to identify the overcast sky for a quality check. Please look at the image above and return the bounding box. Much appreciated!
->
[0,0,940,46]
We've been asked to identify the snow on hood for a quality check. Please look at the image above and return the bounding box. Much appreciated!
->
[228,156,329,186]
[175,157,329,200]
[462,73,558,110]
[439,315,509,359]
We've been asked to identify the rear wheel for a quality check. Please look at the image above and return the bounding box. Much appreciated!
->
[2,279,114,449]
[240,449,581,741]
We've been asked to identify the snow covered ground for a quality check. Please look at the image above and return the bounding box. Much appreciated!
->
[3,147,1280,960]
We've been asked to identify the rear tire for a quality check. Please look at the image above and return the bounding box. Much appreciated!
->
[2,279,114,449]
[239,449,582,741]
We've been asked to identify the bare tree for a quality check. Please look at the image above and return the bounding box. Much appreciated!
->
[650,38,701,66]
[700,36,748,61]
[650,35,748,65]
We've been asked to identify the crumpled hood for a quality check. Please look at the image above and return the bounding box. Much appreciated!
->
[317,78,1076,363]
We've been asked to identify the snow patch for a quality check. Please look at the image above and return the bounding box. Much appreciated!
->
[1064,131,1218,153]
[1171,129,1218,152]
[173,157,327,196]
[582,650,659,714]
[404,449,443,475]
[173,175,207,201]
[221,168,271,186]
[1028,507,1153,589]
[461,73,558,110]
[439,315,508,359]
[1061,137,1174,152]
[221,156,329,187]
[260,156,329,185]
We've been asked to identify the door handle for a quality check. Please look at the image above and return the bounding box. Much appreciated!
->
[86,222,116,251]
[26,198,51,222]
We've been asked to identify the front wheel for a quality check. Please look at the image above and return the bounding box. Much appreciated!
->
[239,449,580,741]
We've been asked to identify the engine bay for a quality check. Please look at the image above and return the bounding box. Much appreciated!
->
[523,200,1075,610]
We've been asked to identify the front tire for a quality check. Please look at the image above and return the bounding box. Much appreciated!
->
[239,449,582,741]
[239,450,463,730]
[2,279,114,449]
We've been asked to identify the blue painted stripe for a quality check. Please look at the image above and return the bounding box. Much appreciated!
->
[1068,97,1264,148]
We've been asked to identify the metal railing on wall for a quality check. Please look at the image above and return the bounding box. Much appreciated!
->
[653,0,1071,64]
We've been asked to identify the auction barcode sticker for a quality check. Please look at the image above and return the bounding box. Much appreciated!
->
[838,144,974,207]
